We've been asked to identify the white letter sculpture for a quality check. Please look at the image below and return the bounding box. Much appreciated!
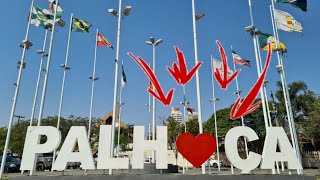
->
[52,126,95,170]
[97,125,129,169]
[260,127,302,170]
[132,126,167,169]
[225,126,261,174]
[20,126,61,170]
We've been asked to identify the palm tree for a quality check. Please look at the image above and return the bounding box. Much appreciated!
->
[275,81,318,151]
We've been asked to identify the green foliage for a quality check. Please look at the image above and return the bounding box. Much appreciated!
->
[186,118,200,136]
[114,124,134,152]
[204,108,238,137]
[275,81,320,150]
[166,116,183,150]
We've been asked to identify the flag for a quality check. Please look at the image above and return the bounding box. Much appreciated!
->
[71,17,92,33]
[276,0,307,12]
[48,0,63,18]
[258,32,287,53]
[97,33,113,49]
[183,95,187,105]
[212,58,234,77]
[274,9,303,33]
[232,50,251,67]
[186,105,194,114]
[31,4,59,29]
[121,65,127,88]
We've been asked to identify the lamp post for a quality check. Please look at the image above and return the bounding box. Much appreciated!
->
[191,0,205,174]
[146,37,163,163]
[108,3,132,175]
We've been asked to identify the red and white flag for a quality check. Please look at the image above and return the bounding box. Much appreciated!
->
[232,50,251,67]
[97,33,113,49]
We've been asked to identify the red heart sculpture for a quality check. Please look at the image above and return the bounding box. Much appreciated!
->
[176,133,217,168]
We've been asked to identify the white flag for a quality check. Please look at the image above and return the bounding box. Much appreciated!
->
[274,9,303,33]
[212,58,234,77]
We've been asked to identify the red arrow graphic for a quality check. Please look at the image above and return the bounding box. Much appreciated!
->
[128,52,174,106]
[167,46,202,85]
[230,43,272,120]
[214,40,240,90]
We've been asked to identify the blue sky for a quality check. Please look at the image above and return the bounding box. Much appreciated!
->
[0,0,319,127]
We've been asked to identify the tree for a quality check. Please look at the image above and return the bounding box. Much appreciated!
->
[186,118,199,136]
[301,99,320,150]
[204,105,266,153]
[204,108,238,137]
[114,124,134,153]
[165,116,183,165]
[275,81,320,151]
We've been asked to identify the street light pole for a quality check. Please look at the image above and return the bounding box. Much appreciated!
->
[191,0,205,174]
[146,37,163,163]
[108,3,132,175]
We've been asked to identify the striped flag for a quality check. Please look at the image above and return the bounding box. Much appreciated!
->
[97,33,113,49]
[213,58,234,77]
[232,50,251,67]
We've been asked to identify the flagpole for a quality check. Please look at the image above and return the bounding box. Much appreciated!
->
[269,6,293,174]
[117,60,124,158]
[27,0,59,176]
[210,55,221,172]
[30,30,48,126]
[230,47,249,158]
[0,0,34,178]
[269,2,303,174]
[37,2,58,126]
[256,40,273,127]
[191,0,205,174]
[52,12,73,169]
[247,0,275,174]
[247,0,270,131]
[88,29,99,140]
[110,0,123,174]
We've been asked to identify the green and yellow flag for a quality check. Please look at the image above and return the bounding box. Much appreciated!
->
[71,17,91,33]
[258,32,287,53]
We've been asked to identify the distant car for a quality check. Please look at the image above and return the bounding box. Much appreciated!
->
[144,158,152,163]
[207,158,222,168]
[36,153,53,171]
[0,156,21,173]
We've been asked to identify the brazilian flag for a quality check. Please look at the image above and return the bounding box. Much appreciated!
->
[276,0,307,12]
[71,17,92,33]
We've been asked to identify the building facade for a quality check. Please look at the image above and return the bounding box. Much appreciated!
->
[170,107,182,123]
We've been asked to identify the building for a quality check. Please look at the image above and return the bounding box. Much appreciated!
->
[170,107,182,123]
